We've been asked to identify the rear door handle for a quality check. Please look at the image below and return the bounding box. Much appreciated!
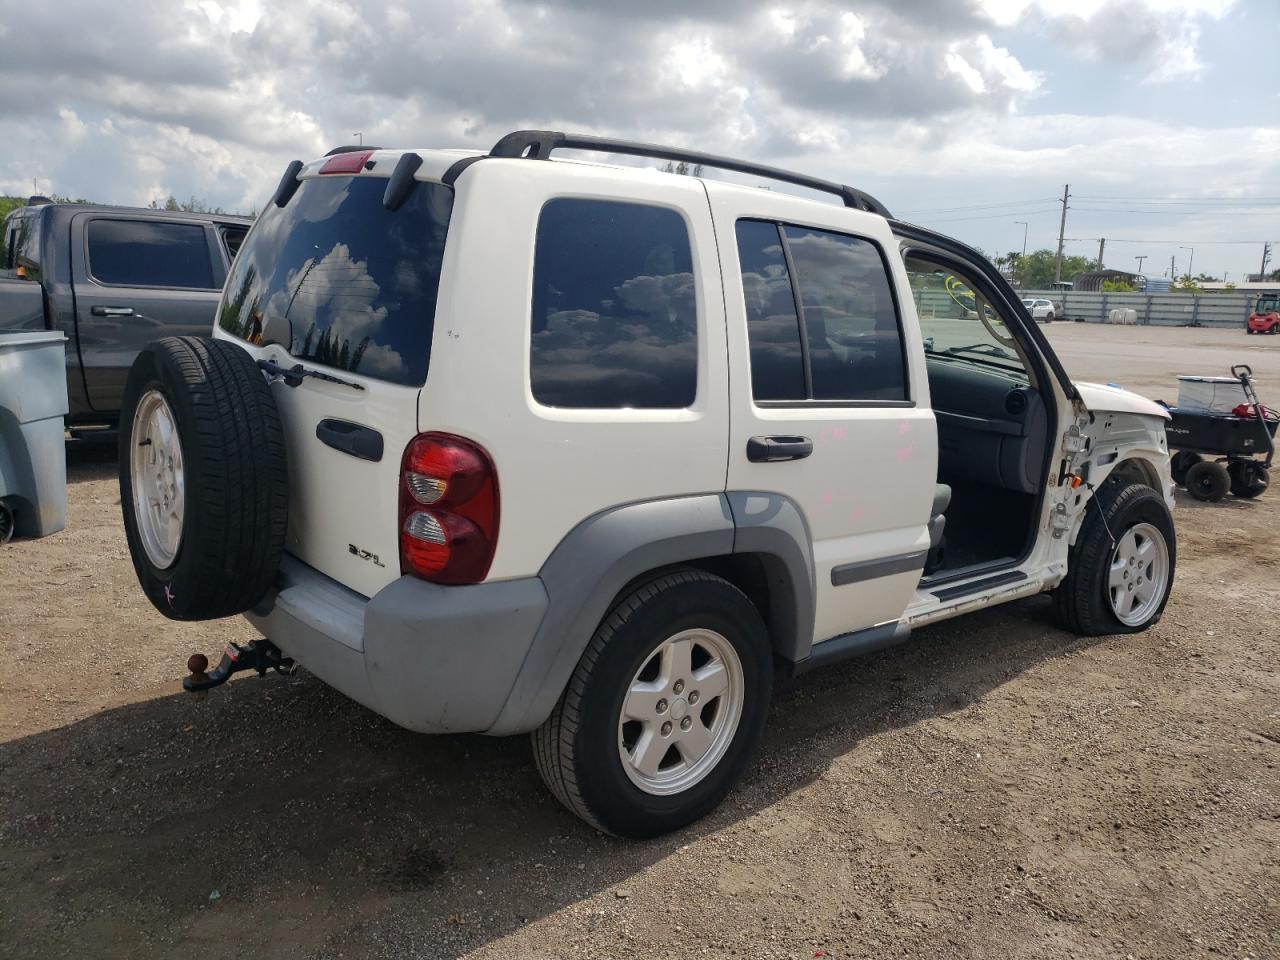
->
[746,435,813,463]
[91,305,134,317]
[316,419,383,462]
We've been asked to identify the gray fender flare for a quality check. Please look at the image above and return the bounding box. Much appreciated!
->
[487,492,816,735]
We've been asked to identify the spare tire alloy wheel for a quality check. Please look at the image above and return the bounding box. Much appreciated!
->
[119,337,288,622]
[1107,522,1171,627]
[130,390,185,569]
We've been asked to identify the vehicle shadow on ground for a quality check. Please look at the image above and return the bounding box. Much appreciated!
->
[64,434,119,484]
[0,596,1106,959]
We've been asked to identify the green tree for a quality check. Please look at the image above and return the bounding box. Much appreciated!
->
[1101,279,1136,293]
[1172,274,1204,293]
[661,160,705,177]
[1011,249,1094,288]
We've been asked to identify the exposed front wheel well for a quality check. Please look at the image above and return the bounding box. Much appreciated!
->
[1107,456,1163,492]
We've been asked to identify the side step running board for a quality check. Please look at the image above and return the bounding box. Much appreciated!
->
[931,570,1027,602]
[789,620,911,676]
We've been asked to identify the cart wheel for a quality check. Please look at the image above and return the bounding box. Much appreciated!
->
[1184,461,1230,502]
[1228,461,1269,499]
[1170,450,1202,487]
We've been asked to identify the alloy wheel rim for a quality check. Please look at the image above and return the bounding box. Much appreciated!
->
[617,628,745,796]
[130,389,185,569]
[1107,522,1170,626]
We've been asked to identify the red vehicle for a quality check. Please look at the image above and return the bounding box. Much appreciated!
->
[1247,294,1280,334]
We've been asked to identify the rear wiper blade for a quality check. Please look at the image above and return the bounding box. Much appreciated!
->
[257,357,365,391]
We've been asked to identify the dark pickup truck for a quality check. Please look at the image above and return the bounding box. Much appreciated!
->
[1,199,251,425]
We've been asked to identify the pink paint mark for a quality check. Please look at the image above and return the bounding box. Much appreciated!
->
[898,420,911,436]
[850,506,864,523]
[832,425,848,441]
[896,444,914,461]
[821,491,834,506]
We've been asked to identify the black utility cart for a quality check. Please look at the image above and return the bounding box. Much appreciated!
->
[1166,365,1276,502]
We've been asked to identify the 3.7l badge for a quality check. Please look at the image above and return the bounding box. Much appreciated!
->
[348,543,386,568]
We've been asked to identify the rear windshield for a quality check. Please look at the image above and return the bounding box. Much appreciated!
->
[218,175,453,386]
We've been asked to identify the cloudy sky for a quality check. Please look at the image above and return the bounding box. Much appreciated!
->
[2,0,1276,279]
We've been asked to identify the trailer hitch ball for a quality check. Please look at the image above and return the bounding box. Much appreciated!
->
[182,639,293,692]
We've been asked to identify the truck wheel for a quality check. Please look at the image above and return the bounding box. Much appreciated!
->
[532,568,772,838]
[1184,461,1230,502]
[119,337,288,621]
[1169,450,1201,486]
[1052,480,1175,636]
[1228,461,1269,499]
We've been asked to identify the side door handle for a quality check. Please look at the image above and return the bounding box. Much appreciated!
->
[746,435,813,463]
[316,419,384,462]
[91,305,134,317]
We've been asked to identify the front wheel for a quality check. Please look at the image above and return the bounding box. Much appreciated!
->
[1052,480,1175,636]
[532,569,772,838]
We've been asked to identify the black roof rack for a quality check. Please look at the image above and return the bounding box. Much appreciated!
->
[485,130,892,218]
[324,144,381,157]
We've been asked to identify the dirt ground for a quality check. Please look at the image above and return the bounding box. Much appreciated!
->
[1,325,1277,960]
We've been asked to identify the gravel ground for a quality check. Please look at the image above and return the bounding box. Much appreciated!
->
[1,325,1277,959]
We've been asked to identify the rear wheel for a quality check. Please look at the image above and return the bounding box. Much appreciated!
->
[1228,461,1269,499]
[1184,460,1230,502]
[532,569,772,838]
[1052,480,1175,636]
[119,337,289,621]
[1170,450,1202,486]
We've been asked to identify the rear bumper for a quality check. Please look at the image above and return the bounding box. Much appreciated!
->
[246,555,549,734]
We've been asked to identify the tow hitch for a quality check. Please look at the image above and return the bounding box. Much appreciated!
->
[183,639,295,692]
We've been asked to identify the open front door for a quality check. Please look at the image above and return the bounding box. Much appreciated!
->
[706,183,937,648]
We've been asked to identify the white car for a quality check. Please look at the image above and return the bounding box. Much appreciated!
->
[1021,297,1057,320]
[118,131,1176,838]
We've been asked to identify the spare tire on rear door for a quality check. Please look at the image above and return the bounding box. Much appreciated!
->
[119,336,288,621]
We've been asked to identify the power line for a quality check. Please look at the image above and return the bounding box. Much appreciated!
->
[1063,237,1276,245]
[1071,206,1278,216]
[897,197,1058,215]
[909,207,1060,224]
[1074,195,1280,203]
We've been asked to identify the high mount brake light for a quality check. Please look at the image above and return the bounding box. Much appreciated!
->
[319,150,374,175]
[399,433,499,584]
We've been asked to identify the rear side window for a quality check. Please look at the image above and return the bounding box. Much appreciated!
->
[88,219,216,289]
[735,219,907,404]
[219,225,247,261]
[218,176,454,387]
[530,198,697,409]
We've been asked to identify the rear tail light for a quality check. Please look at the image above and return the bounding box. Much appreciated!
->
[399,433,499,584]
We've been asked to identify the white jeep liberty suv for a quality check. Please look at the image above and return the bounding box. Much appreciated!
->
[119,131,1176,838]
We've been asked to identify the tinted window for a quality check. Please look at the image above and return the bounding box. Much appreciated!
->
[735,220,805,401]
[88,220,214,289]
[783,225,906,402]
[218,176,453,387]
[530,198,697,409]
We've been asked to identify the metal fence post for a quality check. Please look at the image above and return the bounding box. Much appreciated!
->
[1191,295,1200,327]
[1144,295,1152,326]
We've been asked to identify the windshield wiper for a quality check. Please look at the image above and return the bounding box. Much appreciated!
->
[257,357,365,391]
[944,342,1017,361]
